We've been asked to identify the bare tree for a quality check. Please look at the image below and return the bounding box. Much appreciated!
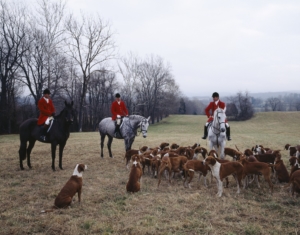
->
[227,91,254,120]
[118,52,140,114]
[137,55,174,123]
[35,0,66,88]
[87,70,117,130]
[0,0,29,133]
[266,97,282,111]
[65,14,115,131]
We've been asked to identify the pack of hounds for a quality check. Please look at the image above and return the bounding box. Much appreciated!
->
[125,142,300,198]
[42,143,300,212]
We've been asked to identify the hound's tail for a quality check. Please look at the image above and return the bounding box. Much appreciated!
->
[41,206,56,213]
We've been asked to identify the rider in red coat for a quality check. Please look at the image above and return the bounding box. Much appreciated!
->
[202,92,231,141]
[111,93,129,137]
[37,89,56,141]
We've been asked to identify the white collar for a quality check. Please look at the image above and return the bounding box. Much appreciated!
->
[215,100,219,105]
[73,164,83,177]
[43,97,49,103]
[117,101,121,105]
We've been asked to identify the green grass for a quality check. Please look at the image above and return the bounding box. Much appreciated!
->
[0,112,300,235]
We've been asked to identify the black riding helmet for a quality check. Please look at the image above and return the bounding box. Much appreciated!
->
[115,93,121,98]
[212,92,219,98]
[43,88,51,94]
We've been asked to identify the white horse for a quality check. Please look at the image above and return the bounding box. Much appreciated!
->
[207,108,227,159]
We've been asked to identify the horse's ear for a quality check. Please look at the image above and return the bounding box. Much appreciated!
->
[147,116,150,122]
[71,101,73,106]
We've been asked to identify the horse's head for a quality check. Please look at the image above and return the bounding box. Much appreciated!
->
[64,101,75,123]
[139,116,150,138]
[214,108,226,132]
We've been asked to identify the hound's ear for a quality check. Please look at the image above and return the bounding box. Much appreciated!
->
[147,116,150,122]
[77,164,85,172]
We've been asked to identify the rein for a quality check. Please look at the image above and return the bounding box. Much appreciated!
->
[124,116,148,136]
[209,110,226,146]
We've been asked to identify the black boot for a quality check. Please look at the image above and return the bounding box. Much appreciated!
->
[40,125,48,141]
[114,124,122,138]
[202,125,208,139]
[226,126,231,141]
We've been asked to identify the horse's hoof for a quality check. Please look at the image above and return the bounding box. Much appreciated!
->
[20,167,24,170]
[60,167,64,170]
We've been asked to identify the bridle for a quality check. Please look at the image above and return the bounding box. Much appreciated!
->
[125,116,148,136]
[210,110,226,136]
[138,119,148,136]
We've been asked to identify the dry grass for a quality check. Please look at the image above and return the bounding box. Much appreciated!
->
[1,112,300,235]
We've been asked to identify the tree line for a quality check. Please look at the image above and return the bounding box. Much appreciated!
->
[0,0,183,134]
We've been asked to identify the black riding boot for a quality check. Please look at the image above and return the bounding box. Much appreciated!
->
[202,125,208,139]
[40,124,48,141]
[226,126,232,141]
[114,124,122,138]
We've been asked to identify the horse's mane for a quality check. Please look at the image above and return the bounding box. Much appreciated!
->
[214,108,225,115]
[56,107,66,118]
[128,114,143,120]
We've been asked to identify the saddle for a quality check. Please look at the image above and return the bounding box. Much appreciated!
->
[39,119,54,142]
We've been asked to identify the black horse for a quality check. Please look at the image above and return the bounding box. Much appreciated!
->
[18,101,75,171]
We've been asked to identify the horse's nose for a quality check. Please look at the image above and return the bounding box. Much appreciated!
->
[143,134,147,138]
[221,128,225,132]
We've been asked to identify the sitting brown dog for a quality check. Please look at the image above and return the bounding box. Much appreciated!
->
[126,156,142,193]
[54,163,87,208]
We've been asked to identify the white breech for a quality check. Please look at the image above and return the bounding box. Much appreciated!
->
[116,118,121,125]
[45,116,54,125]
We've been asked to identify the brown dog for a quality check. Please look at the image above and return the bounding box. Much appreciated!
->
[239,158,273,192]
[274,159,289,183]
[54,163,87,208]
[126,156,142,193]
[286,170,300,197]
[203,156,243,197]
[183,159,210,188]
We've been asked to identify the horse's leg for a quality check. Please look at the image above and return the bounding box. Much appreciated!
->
[51,141,58,171]
[59,141,66,170]
[26,139,36,169]
[128,137,135,151]
[100,133,105,158]
[219,140,225,159]
[107,136,113,158]
[19,141,27,170]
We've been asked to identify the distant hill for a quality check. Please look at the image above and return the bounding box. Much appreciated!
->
[192,90,300,101]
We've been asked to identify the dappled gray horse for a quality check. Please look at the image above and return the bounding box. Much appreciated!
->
[207,108,227,159]
[99,115,150,158]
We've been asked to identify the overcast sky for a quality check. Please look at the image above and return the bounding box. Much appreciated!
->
[56,1,300,96]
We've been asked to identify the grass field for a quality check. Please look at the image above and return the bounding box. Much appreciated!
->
[0,112,300,235]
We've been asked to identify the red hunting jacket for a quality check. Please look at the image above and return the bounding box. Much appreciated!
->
[111,100,129,120]
[37,97,56,125]
[205,100,226,122]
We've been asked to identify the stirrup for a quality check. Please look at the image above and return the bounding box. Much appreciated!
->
[40,135,46,141]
